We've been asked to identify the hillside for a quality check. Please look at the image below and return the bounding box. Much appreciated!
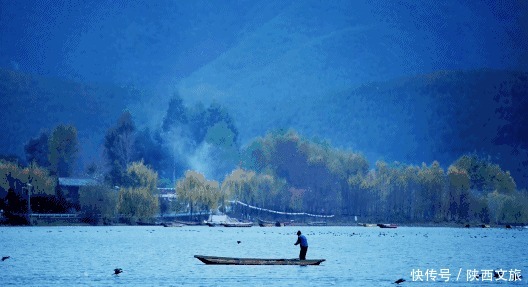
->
[0,68,140,169]
[1,68,527,187]
[268,69,528,187]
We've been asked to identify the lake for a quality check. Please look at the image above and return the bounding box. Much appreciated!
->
[0,225,526,286]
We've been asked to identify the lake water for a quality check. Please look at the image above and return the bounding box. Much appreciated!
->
[0,225,526,286]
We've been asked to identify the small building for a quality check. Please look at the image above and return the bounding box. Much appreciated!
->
[57,177,98,209]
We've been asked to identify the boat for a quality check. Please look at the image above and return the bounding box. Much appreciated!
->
[377,223,398,229]
[173,220,202,226]
[258,218,284,227]
[205,214,252,227]
[358,223,377,227]
[223,221,253,227]
[194,255,325,265]
[161,222,184,227]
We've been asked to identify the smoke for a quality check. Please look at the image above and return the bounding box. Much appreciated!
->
[187,142,215,180]
[162,126,217,182]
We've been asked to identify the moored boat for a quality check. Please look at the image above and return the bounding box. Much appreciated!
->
[258,218,284,227]
[161,222,184,227]
[194,255,325,265]
[377,223,398,228]
[223,222,253,227]
[358,223,377,227]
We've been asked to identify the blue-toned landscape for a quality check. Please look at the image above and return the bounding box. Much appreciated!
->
[1,1,528,285]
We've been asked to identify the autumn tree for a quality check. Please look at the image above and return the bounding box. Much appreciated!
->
[1,161,57,223]
[176,170,220,218]
[117,161,159,223]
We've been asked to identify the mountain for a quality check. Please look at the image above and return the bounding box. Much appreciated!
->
[183,69,528,187]
[1,68,527,187]
[1,1,527,185]
[174,0,528,142]
[0,68,140,169]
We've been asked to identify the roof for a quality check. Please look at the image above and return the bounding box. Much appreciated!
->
[58,177,98,187]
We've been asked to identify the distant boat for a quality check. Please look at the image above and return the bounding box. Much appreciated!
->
[173,220,202,226]
[258,219,284,227]
[161,222,184,227]
[377,223,398,229]
[205,214,252,227]
[194,255,325,265]
[358,223,377,227]
[223,220,253,227]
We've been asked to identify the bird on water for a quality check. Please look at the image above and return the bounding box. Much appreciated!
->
[394,278,406,284]
[2,256,10,261]
[114,268,123,275]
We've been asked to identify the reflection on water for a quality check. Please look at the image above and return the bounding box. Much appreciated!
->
[1,226,526,286]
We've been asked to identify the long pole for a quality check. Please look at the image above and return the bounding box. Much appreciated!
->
[26,183,32,216]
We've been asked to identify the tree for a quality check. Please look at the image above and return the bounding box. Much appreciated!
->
[48,124,79,177]
[1,161,57,224]
[24,132,49,167]
[117,161,159,223]
[162,94,188,132]
[104,111,136,186]
[447,166,471,221]
[134,128,167,177]
[176,170,220,218]
[79,185,118,225]
[417,161,446,221]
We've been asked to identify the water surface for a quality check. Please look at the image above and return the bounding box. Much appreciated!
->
[1,226,526,286]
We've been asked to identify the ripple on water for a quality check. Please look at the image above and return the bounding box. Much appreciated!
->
[0,226,526,286]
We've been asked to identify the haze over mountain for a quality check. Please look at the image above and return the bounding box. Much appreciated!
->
[1,1,527,185]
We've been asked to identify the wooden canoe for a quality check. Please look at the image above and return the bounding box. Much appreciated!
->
[223,222,253,227]
[194,255,325,265]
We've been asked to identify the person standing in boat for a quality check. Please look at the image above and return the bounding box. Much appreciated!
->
[294,230,308,260]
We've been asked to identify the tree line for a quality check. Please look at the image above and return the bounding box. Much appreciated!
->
[2,98,528,225]
[226,130,526,224]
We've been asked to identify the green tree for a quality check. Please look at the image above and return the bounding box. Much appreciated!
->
[162,94,188,132]
[447,166,471,221]
[24,132,50,167]
[417,161,446,221]
[104,111,136,186]
[79,185,118,225]
[48,124,79,177]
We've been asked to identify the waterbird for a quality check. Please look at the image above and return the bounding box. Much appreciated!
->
[394,278,406,284]
[237,241,241,244]
[114,268,123,275]
[1,256,10,261]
